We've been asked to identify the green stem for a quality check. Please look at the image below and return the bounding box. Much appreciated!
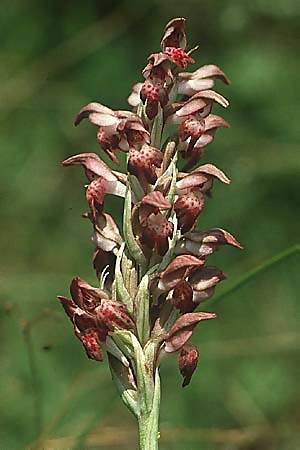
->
[138,369,161,450]
[211,244,299,305]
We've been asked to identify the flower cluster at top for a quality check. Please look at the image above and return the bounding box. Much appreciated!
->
[58,18,242,390]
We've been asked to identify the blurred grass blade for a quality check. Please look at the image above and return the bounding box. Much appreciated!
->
[212,244,300,305]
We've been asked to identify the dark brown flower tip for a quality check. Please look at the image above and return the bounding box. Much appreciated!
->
[161,17,187,51]
[92,248,116,280]
[171,280,195,314]
[165,311,217,353]
[179,343,199,387]
[57,296,77,321]
[159,255,205,290]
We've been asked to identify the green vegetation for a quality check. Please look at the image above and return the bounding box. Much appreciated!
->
[1,0,299,448]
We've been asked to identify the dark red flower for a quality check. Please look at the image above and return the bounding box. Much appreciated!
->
[58,295,108,361]
[69,277,108,312]
[141,213,173,256]
[141,53,173,119]
[178,343,199,387]
[58,277,134,361]
[74,103,149,163]
[177,163,230,199]
[171,280,195,313]
[86,177,106,220]
[174,190,205,233]
[168,89,229,125]
[62,152,126,198]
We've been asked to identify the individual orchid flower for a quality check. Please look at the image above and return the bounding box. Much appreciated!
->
[141,213,173,256]
[178,114,230,165]
[165,91,229,166]
[174,190,205,233]
[174,164,230,233]
[137,191,173,255]
[160,18,194,69]
[178,343,199,387]
[170,266,226,312]
[138,191,171,223]
[140,53,173,120]
[74,103,150,163]
[58,278,133,362]
[62,152,126,198]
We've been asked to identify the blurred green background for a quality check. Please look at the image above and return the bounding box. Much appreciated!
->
[1,0,299,449]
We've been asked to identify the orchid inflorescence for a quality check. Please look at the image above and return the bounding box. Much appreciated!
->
[58,17,242,449]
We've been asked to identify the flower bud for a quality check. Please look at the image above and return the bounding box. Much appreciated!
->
[179,343,199,387]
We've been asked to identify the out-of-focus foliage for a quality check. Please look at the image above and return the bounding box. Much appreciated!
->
[0,0,299,448]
